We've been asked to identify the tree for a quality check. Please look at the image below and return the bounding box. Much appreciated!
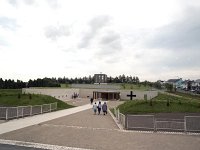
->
[165,83,173,92]
[153,81,162,89]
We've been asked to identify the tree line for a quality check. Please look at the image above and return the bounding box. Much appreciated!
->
[0,75,141,89]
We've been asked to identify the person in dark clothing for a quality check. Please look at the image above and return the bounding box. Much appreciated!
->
[90,97,94,104]
[102,102,107,115]
[97,101,101,115]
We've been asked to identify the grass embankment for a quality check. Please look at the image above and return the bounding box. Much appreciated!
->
[119,83,151,91]
[168,91,200,101]
[118,93,200,114]
[0,89,74,110]
[60,84,70,88]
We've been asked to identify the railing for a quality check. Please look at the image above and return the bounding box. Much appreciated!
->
[0,102,57,120]
[114,108,126,128]
[155,118,184,131]
[114,108,200,133]
[127,115,155,131]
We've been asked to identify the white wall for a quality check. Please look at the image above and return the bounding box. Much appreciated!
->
[22,88,158,101]
[22,88,79,101]
[120,90,158,100]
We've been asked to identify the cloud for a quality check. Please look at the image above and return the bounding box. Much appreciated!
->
[98,31,122,55]
[0,17,18,30]
[44,25,70,40]
[8,0,36,6]
[145,7,200,50]
[46,0,60,9]
[0,36,9,47]
[78,15,112,48]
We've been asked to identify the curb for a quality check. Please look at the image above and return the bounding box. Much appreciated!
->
[108,108,124,130]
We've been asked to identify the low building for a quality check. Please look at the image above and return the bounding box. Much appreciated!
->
[167,78,183,88]
[93,90,120,100]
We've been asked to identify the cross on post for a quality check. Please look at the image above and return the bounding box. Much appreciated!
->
[127,91,136,100]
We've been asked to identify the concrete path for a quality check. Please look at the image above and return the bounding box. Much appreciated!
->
[0,101,200,150]
[0,104,92,135]
[0,143,44,150]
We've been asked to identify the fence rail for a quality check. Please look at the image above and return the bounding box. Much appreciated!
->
[114,108,200,133]
[0,102,57,120]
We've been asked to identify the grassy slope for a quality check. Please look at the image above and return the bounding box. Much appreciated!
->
[120,84,151,90]
[118,93,200,114]
[0,89,74,110]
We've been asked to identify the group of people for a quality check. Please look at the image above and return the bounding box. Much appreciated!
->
[92,101,107,115]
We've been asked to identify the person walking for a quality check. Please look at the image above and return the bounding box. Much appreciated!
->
[90,97,94,104]
[102,102,107,115]
[93,102,97,115]
[97,101,102,115]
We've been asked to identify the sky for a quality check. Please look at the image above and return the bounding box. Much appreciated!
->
[0,0,200,82]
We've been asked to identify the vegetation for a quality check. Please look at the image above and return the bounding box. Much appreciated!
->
[165,83,174,92]
[168,91,200,101]
[0,89,74,110]
[117,93,200,114]
[0,78,26,89]
[119,83,151,90]
[0,74,141,89]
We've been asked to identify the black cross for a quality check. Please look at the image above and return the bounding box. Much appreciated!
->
[127,91,136,100]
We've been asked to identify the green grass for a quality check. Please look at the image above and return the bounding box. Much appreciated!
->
[0,89,21,96]
[115,83,151,91]
[168,91,200,101]
[118,93,200,114]
[0,89,74,110]
[60,84,70,88]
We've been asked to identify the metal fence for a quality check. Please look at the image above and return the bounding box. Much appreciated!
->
[185,116,200,132]
[114,108,126,128]
[127,115,155,131]
[114,108,200,133]
[0,102,57,120]
[155,118,184,132]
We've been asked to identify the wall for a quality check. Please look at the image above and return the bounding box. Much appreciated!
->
[120,90,158,100]
[22,88,79,101]
[22,88,158,101]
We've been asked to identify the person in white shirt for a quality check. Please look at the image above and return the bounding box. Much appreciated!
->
[93,102,97,115]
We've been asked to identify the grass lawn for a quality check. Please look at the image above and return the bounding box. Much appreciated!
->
[0,89,74,110]
[112,83,151,91]
[60,84,70,88]
[118,93,200,114]
[168,91,200,101]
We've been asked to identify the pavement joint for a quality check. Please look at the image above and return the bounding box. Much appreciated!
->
[41,124,121,132]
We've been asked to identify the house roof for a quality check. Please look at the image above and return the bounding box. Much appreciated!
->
[167,79,180,83]
[195,79,200,83]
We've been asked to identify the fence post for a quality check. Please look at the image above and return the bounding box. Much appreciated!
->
[22,108,24,118]
[126,115,129,130]
[55,102,57,110]
[50,103,52,112]
[184,116,187,133]
[30,106,32,116]
[41,105,43,114]
[6,108,8,120]
[117,109,120,120]
[154,117,157,132]
[17,107,19,118]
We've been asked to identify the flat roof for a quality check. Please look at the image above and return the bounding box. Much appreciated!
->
[93,90,120,93]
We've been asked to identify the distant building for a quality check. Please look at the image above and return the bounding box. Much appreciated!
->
[94,73,107,84]
[194,79,200,87]
[167,78,183,88]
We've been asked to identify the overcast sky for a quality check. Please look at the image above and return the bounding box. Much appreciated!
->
[0,0,200,82]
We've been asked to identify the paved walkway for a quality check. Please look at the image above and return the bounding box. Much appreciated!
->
[0,103,92,135]
[0,100,200,150]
